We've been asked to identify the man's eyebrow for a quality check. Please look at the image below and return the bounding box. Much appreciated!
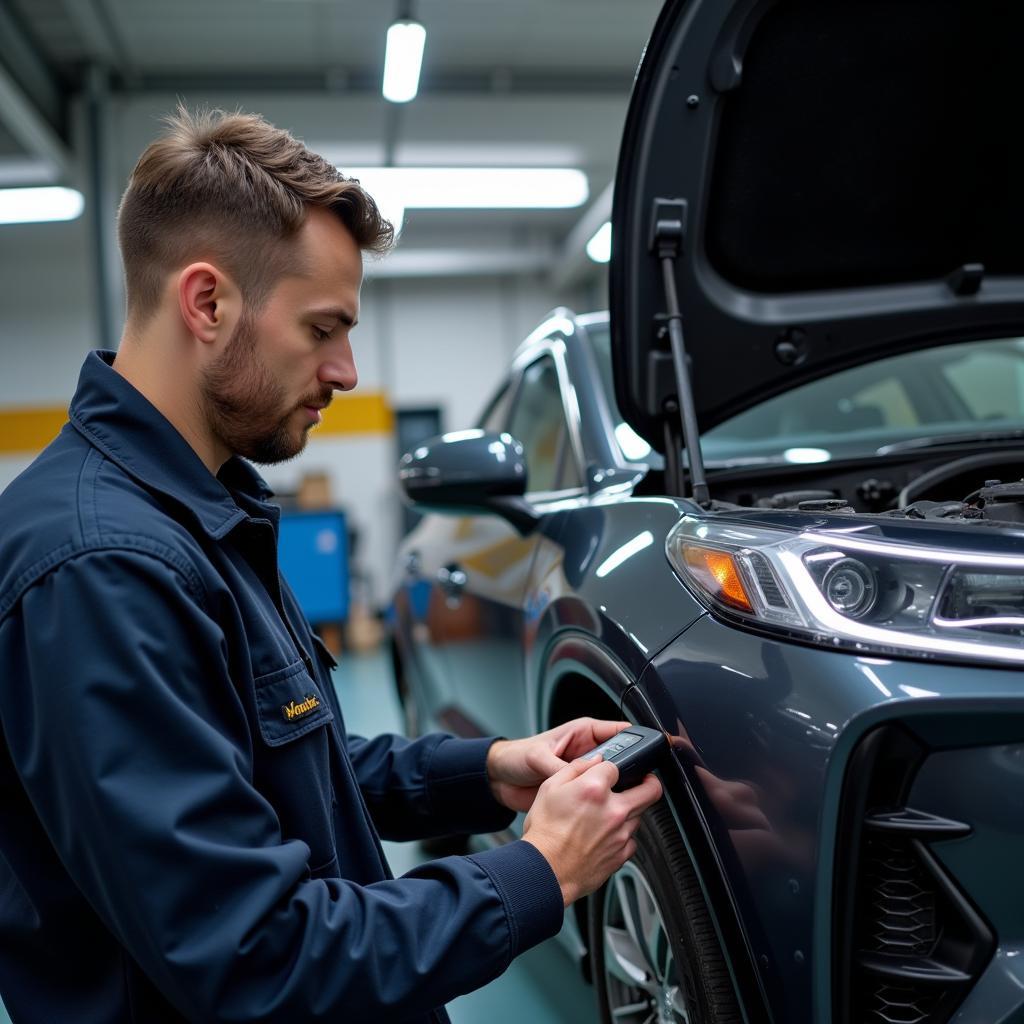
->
[308,307,358,327]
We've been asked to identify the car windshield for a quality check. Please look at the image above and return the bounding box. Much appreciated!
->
[585,321,1024,467]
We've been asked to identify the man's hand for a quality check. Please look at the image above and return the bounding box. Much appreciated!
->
[486,717,633,813]
[522,755,663,906]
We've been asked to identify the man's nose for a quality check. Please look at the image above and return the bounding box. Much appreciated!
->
[319,344,358,392]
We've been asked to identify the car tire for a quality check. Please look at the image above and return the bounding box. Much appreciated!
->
[588,800,741,1024]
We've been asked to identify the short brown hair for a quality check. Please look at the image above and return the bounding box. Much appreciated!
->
[117,105,393,325]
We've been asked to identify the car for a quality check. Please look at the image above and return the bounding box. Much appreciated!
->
[388,2,1024,1022]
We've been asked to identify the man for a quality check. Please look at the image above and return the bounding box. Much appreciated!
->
[0,108,662,1022]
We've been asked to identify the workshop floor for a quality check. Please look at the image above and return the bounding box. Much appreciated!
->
[0,649,598,1024]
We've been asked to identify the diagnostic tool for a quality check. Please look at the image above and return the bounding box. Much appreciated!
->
[582,726,667,792]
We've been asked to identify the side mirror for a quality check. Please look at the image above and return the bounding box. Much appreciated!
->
[398,430,539,534]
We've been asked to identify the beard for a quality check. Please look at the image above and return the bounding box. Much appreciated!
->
[200,313,326,466]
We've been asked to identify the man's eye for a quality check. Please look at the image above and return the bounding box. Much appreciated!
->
[312,326,333,342]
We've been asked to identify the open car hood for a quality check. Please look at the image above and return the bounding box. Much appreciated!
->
[610,0,1024,453]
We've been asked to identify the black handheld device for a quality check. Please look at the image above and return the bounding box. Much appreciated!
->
[582,726,667,792]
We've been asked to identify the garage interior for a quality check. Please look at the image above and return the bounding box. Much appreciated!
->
[0,1,664,1020]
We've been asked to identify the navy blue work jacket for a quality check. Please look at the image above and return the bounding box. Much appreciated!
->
[0,351,563,1022]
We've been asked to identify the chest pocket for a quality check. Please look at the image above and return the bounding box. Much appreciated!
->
[252,659,337,872]
[253,659,334,745]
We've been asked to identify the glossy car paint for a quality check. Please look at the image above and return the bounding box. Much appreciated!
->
[643,616,1024,1022]
[525,490,1024,1022]
[392,307,1024,1023]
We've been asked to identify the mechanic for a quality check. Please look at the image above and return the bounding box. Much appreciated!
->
[0,107,662,1023]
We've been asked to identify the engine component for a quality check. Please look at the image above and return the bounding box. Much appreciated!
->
[857,477,897,510]
[755,489,837,509]
[966,479,1024,524]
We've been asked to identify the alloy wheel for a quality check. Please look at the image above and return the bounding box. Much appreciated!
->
[601,860,698,1024]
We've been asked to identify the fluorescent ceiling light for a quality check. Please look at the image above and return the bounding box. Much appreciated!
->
[586,220,611,263]
[783,447,831,464]
[383,20,426,103]
[345,167,588,210]
[0,187,84,225]
[366,190,406,235]
[595,530,654,578]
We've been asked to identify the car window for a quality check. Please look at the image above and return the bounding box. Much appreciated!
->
[585,319,1024,465]
[507,356,582,493]
[716,366,922,439]
[704,339,1024,463]
[584,321,660,465]
[940,346,1024,421]
[478,382,513,433]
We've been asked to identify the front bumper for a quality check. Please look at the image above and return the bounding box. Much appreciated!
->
[642,612,1024,1023]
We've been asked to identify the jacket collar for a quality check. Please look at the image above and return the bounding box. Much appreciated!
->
[69,350,275,539]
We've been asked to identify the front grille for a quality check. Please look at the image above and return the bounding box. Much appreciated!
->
[863,836,937,957]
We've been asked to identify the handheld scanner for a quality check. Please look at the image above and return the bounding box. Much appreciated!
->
[582,726,667,792]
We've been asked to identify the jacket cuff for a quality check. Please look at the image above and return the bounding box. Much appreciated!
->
[427,736,516,835]
[467,840,565,960]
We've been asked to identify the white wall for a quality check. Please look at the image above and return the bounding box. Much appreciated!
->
[0,218,97,400]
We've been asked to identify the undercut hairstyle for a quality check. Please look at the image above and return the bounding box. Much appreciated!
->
[117,104,393,326]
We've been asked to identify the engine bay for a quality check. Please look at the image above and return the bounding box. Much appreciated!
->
[687,446,1024,526]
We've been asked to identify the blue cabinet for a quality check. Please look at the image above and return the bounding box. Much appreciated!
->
[278,510,349,622]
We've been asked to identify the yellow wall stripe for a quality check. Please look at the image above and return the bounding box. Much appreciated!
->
[317,392,394,436]
[0,406,69,456]
[0,391,394,455]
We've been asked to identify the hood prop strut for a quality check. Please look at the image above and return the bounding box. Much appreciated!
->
[650,198,710,507]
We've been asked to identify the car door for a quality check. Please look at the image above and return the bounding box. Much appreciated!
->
[434,348,585,742]
[392,382,517,733]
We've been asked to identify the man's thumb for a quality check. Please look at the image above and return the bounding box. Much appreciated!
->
[559,753,603,781]
[532,746,569,779]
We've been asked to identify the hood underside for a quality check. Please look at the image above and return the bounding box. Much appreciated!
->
[610,0,1024,452]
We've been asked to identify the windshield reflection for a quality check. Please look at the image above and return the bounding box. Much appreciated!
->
[585,324,1024,468]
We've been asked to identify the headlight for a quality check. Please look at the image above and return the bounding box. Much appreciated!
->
[666,518,1024,665]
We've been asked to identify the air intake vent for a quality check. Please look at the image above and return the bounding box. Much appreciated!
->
[868,984,938,1024]
[862,834,937,958]
[833,726,994,1024]
[746,551,789,608]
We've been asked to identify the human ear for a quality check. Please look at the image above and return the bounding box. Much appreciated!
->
[177,263,235,344]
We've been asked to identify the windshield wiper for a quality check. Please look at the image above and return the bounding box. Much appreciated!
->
[877,429,1024,455]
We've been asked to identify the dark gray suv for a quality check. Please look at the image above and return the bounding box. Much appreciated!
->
[390,2,1024,1022]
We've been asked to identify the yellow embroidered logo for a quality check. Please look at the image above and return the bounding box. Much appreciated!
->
[282,694,321,722]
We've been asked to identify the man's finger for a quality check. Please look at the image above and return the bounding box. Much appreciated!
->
[620,773,663,816]
[561,717,632,759]
[558,755,620,794]
[556,753,606,782]
[529,744,569,779]
[586,718,633,743]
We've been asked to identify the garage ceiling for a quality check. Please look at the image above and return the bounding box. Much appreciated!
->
[0,0,663,281]
[11,0,657,85]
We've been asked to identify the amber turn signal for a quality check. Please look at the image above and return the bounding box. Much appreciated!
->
[680,545,754,612]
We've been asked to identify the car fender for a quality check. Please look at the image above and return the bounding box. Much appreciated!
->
[538,629,772,1024]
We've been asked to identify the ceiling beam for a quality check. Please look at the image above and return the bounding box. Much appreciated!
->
[0,1,70,177]
[108,69,633,97]
[60,0,133,77]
